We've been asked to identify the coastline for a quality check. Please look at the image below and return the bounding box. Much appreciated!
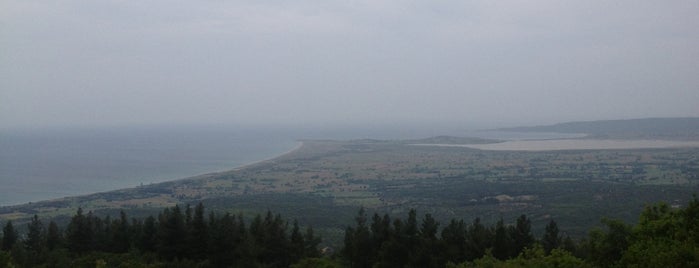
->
[413,139,699,151]
[232,141,305,171]
[0,141,311,222]
[4,132,699,233]
[0,141,307,209]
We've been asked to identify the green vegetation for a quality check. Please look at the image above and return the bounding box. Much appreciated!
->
[0,203,320,267]
[1,198,698,267]
[2,138,698,247]
[2,118,699,250]
[340,197,699,267]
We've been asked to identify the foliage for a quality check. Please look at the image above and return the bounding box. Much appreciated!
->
[291,257,343,268]
[577,218,632,267]
[0,251,15,268]
[448,246,589,268]
[1,197,699,267]
[0,203,320,267]
[618,197,699,267]
[342,198,699,268]
[541,219,561,254]
[341,210,538,267]
[1,221,17,251]
[4,141,699,247]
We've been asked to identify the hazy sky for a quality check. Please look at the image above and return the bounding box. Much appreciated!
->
[2,0,698,129]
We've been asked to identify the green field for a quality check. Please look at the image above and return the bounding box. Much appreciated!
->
[2,137,699,247]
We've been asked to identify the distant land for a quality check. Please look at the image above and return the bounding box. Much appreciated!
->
[2,117,699,247]
[414,139,699,151]
[400,135,501,145]
[497,117,699,140]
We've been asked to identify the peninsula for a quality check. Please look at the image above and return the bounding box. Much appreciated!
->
[2,118,698,244]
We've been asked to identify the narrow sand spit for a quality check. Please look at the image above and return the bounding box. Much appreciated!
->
[413,139,699,151]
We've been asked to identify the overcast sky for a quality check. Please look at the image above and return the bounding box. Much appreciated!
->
[1,0,698,129]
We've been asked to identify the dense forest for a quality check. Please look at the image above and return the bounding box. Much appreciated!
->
[0,203,320,267]
[341,197,699,268]
[1,197,698,267]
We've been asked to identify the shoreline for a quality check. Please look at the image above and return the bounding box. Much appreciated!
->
[0,141,307,208]
[413,139,699,151]
[232,141,305,171]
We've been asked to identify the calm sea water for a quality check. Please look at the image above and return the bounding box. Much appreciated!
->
[0,126,305,206]
[0,124,577,206]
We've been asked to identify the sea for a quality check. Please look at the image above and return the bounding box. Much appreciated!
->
[0,124,580,206]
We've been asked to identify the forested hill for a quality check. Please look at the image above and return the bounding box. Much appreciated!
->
[498,117,699,140]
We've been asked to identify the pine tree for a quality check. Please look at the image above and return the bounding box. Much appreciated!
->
[66,208,94,254]
[1,221,17,251]
[417,213,444,268]
[369,212,391,264]
[188,202,208,259]
[492,218,511,260]
[208,213,238,266]
[290,220,305,262]
[107,210,130,253]
[249,213,265,260]
[375,218,410,268]
[267,212,291,267]
[303,225,321,258]
[442,219,467,263]
[185,204,193,226]
[465,218,492,261]
[46,221,62,251]
[511,214,534,256]
[93,214,110,252]
[25,215,45,254]
[342,207,372,268]
[157,205,187,260]
[420,213,439,240]
[139,215,157,252]
[542,219,561,254]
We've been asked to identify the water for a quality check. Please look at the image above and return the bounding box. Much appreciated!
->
[0,124,460,206]
[0,126,301,206]
[0,124,581,206]
[467,130,587,140]
[417,139,699,151]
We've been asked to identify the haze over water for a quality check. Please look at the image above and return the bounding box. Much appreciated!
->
[0,126,295,206]
[0,124,450,205]
[2,1,697,206]
[0,123,591,206]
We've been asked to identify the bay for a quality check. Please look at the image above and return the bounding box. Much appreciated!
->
[0,126,301,206]
[0,124,579,206]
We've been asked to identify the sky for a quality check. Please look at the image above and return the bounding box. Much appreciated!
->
[1,0,698,129]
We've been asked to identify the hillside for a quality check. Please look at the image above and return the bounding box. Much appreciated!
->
[498,117,699,140]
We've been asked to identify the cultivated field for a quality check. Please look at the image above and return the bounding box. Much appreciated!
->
[2,138,698,246]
